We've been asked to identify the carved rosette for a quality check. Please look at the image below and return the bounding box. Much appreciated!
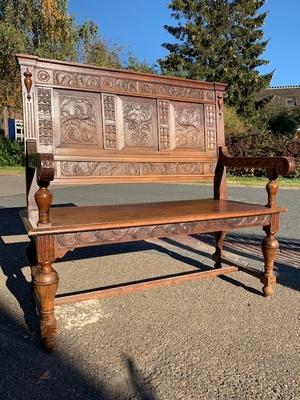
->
[37,88,53,148]
[174,104,203,149]
[36,69,51,83]
[205,105,216,151]
[123,101,154,147]
[59,95,97,144]
[158,100,170,150]
[60,161,204,177]
[54,214,272,258]
[102,94,117,148]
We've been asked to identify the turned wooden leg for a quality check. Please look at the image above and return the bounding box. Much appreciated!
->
[261,226,278,297]
[212,231,226,268]
[35,181,52,225]
[26,238,39,278]
[33,260,59,351]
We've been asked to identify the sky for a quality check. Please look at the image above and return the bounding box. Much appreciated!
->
[69,0,300,87]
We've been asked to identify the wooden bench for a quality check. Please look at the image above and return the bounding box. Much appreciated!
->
[17,54,295,351]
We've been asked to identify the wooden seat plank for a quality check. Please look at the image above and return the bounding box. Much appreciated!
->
[23,199,286,235]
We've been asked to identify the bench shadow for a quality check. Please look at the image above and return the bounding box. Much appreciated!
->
[0,306,158,400]
[162,233,300,293]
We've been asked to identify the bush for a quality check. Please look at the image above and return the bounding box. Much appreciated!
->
[0,137,24,166]
[224,105,248,137]
[226,132,300,177]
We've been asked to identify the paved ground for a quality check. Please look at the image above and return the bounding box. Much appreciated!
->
[0,176,299,399]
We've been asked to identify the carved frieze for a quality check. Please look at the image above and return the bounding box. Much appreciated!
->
[157,84,204,100]
[117,79,138,93]
[123,101,155,147]
[158,100,170,150]
[174,104,203,148]
[37,88,53,146]
[54,70,101,90]
[60,161,204,177]
[48,69,214,102]
[102,95,117,149]
[54,214,272,257]
[59,95,97,144]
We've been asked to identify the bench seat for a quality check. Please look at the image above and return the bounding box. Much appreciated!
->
[22,199,286,235]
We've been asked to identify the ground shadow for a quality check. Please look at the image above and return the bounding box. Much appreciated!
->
[0,304,158,400]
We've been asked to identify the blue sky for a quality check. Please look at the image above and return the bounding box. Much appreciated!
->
[69,0,300,86]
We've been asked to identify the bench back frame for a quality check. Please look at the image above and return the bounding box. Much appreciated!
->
[18,55,226,188]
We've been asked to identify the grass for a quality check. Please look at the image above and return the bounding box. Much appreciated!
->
[227,175,300,188]
[0,166,299,187]
[0,166,25,175]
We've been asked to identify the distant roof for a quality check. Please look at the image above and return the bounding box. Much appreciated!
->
[267,85,300,89]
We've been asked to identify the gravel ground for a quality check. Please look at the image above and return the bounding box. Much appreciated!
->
[0,176,299,400]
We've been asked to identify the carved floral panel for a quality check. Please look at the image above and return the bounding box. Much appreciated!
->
[173,103,204,149]
[59,94,97,144]
[121,97,157,148]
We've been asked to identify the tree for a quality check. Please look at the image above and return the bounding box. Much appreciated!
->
[0,0,153,114]
[159,0,272,116]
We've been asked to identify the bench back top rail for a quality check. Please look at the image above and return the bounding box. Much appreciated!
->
[17,54,226,184]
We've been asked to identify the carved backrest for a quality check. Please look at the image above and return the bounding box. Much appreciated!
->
[17,54,226,184]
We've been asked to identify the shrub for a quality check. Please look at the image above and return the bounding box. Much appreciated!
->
[224,105,248,137]
[0,137,24,166]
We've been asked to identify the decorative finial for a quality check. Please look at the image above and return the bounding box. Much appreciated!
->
[24,68,33,100]
[217,95,223,115]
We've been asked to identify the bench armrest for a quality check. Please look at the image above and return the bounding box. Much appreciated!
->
[26,139,54,225]
[215,146,296,208]
[26,139,55,182]
[219,146,296,179]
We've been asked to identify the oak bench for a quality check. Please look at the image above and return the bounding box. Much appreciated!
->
[17,54,295,351]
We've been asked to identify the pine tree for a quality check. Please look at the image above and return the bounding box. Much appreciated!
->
[159,0,272,116]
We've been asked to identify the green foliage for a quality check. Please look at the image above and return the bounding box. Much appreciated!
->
[0,137,24,166]
[224,105,247,137]
[78,21,122,68]
[160,0,272,116]
[125,54,156,74]
[252,96,298,137]
[0,0,151,113]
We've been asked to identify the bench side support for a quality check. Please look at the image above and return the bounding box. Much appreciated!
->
[261,213,279,297]
[33,235,59,352]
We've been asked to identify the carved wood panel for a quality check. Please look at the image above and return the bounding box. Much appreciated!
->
[102,94,117,149]
[118,96,158,150]
[53,90,103,148]
[37,87,53,150]
[205,104,217,151]
[170,102,205,150]
[54,214,272,258]
[59,161,204,177]
[158,100,170,150]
